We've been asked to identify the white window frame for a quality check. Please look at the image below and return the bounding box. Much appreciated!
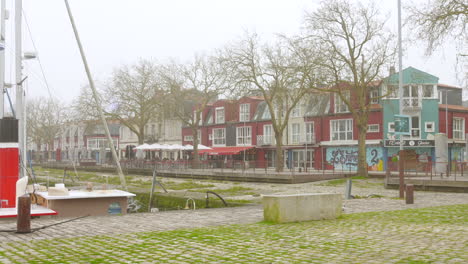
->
[263,124,273,144]
[184,135,193,142]
[425,122,435,133]
[291,123,300,144]
[367,124,379,133]
[239,103,250,122]
[330,119,353,141]
[370,89,379,104]
[422,84,434,98]
[215,107,225,124]
[291,104,301,118]
[386,84,398,98]
[305,122,314,143]
[453,118,465,140]
[334,93,349,113]
[213,128,226,146]
[438,90,444,104]
[388,122,395,133]
[236,126,252,146]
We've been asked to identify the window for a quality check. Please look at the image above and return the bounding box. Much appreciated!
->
[291,104,301,117]
[370,89,379,104]
[305,122,314,143]
[263,124,273,144]
[387,85,398,98]
[151,124,155,136]
[453,118,465,140]
[240,104,250,122]
[213,128,226,146]
[331,119,353,141]
[184,130,201,142]
[236,126,252,146]
[425,122,435,133]
[403,85,420,107]
[291,123,300,144]
[410,116,420,138]
[87,138,118,149]
[215,107,225,124]
[423,85,434,98]
[439,90,444,104]
[334,93,349,113]
[367,124,379,133]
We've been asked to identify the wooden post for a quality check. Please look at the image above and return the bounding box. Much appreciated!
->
[398,150,405,199]
[17,194,31,233]
[405,184,414,204]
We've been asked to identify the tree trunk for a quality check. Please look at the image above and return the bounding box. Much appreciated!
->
[138,126,144,145]
[192,127,200,169]
[357,121,368,177]
[275,133,284,172]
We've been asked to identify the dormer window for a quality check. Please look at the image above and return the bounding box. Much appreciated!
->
[215,107,225,124]
[240,103,250,122]
[334,93,349,113]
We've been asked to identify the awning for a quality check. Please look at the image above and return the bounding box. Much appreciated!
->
[198,146,254,155]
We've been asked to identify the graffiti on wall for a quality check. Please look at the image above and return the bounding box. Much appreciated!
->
[326,147,384,171]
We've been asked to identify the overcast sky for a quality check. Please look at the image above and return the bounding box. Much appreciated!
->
[2,0,460,104]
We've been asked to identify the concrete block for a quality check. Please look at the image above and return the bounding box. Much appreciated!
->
[47,187,69,196]
[262,193,342,223]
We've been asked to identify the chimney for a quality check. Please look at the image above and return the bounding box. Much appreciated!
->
[389,66,395,76]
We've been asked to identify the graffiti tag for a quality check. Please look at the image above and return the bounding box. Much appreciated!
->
[329,149,358,166]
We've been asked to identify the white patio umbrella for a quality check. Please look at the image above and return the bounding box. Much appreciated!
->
[148,143,163,150]
[183,144,212,150]
[134,143,151,150]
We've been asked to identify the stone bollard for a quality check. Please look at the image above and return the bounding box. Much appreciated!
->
[405,184,414,204]
[17,194,31,233]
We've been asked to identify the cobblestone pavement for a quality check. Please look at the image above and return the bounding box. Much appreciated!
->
[1,176,467,263]
[1,187,467,243]
[0,204,466,263]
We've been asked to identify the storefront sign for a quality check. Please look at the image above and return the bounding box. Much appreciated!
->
[384,140,434,147]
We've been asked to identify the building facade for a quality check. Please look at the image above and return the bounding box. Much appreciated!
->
[182,67,468,172]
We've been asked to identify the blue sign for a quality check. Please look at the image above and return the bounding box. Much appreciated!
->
[394,115,410,135]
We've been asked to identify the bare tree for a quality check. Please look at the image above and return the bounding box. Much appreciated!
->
[71,85,102,121]
[161,55,228,168]
[407,0,467,86]
[221,33,320,172]
[26,97,65,161]
[302,0,396,176]
[104,59,162,145]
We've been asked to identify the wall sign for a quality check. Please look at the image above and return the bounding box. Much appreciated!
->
[394,115,411,135]
[384,140,434,147]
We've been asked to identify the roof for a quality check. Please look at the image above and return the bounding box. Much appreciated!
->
[439,104,468,112]
[438,83,461,89]
[304,94,330,117]
[198,146,254,155]
[385,67,439,85]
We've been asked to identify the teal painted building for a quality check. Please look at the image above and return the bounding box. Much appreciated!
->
[381,67,441,170]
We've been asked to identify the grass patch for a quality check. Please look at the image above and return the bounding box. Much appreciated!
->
[197,186,256,196]
[133,192,237,212]
[163,181,215,190]
[317,176,367,186]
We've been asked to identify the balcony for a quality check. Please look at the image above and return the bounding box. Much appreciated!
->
[257,135,275,146]
[402,97,421,110]
[292,134,316,145]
